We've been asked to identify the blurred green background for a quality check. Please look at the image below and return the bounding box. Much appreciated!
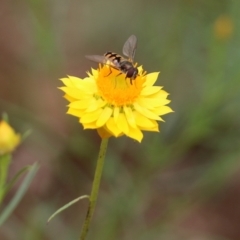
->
[1,0,240,239]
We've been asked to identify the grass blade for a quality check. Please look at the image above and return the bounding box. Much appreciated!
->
[47,195,89,223]
[0,162,39,226]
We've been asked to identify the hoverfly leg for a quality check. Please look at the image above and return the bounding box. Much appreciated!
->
[105,67,112,77]
[114,72,122,88]
[125,74,133,86]
[116,72,122,77]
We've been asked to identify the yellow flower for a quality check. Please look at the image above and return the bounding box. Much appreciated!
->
[0,121,21,155]
[60,65,173,142]
[214,15,234,41]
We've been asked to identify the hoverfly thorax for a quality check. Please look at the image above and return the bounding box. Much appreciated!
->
[86,35,138,84]
[119,61,138,84]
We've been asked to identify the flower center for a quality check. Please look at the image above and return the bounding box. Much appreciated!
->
[96,65,145,106]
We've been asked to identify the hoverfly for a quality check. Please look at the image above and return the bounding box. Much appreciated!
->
[86,35,138,84]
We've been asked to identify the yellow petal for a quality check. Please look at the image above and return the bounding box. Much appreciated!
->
[63,94,77,102]
[141,86,162,96]
[140,125,159,132]
[69,98,94,109]
[67,108,85,117]
[113,106,120,123]
[116,113,129,134]
[97,127,112,139]
[144,72,160,86]
[126,127,143,142]
[85,98,106,112]
[60,78,75,87]
[123,106,136,128]
[70,78,97,92]
[82,122,98,129]
[106,117,122,137]
[160,99,170,106]
[68,75,81,81]
[137,97,171,109]
[60,87,88,100]
[68,75,86,86]
[134,111,157,128]
[91,68,99,78]
[80,109,102,123]
[134,102,161,120]
[141,119,159,131]
[96,107,113,127]
[137,65,143,73]
[154,106,174,115]
[151,90,169,99]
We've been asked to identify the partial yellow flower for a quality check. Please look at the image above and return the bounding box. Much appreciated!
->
[214,15,234,41]
[0,121,21,155]
[60,65,173,142]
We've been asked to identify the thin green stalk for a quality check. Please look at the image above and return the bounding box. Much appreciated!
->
[0,154,11,205]
[80,138,109,240]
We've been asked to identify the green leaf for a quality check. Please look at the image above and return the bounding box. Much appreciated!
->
[1,112,8,122]
[0,162,39,226]
[47,195,89,223]
[22,129,32,141]
[4,166,31,195]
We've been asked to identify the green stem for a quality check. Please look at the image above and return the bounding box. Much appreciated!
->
[80,138,109,240]
[0,154,11,205]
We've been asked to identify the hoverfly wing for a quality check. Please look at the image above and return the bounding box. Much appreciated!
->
[85,54,119,71]
[85,55,108,64]
[122,35,137,62]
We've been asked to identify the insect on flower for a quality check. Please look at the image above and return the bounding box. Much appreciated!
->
[86,35,138,84]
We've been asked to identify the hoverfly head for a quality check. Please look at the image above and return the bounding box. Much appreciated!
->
[126,67,138,85]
